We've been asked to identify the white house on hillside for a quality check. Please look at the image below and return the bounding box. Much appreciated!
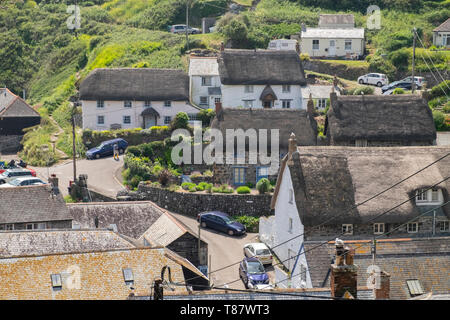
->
[433,18,450,48]
[188,56,222,109]
[218,49,307,109]
[267,39,298,51]
[79,68,200,130]
[300,14,365,59]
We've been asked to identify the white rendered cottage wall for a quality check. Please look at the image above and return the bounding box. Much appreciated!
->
[220,85,304,109]
[300,38,364,58]
[190,75,222,108]
[81,100,198,130]
[273,165,312,289]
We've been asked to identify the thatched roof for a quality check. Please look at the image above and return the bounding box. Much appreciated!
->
[218,49,306,86]
[79,68,189,101]
[272,146,450,225]
[210,108,317,149]
[325,94,436,143]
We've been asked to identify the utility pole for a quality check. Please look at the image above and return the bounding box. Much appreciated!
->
[71,105,77,183]
[198,223,201,266]
[186,0,190,52]
[412,27,417,93]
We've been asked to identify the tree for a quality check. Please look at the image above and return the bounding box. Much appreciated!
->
[171,112,190,130]
[256,178,271,194]
[222,18,248,43]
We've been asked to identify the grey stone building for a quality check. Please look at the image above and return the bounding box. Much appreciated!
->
[0,184,73,231]
[324,93,436,147]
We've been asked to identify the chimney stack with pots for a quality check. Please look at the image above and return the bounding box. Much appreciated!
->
[374,271,391,300]
[307,93,315,117]
[331,238,358,299]
[287,133,297,166]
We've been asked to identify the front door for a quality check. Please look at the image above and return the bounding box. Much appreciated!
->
[144,116,156,128]
[263,100,273,108]
[329,40,336,56]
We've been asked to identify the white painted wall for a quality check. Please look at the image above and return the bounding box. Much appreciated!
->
[433,31,450,47]
[81,100,199,130]
[220,85,304,109]
[301,38,364,58]
[190,75,222,108]
[272,165,312,289]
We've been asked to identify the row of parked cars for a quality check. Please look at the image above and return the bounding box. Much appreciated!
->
[0,167,46,188]
[357,73,426,94]
[197,211,273,289]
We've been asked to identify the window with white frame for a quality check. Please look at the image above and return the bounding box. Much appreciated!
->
[26,223,46,230]
[164,116,172,125]
[342,224,353,235]
[214,97,221,103]
[51,274,62,289]
[123,115,131,124]
[244,85,254,93]
[288,218,293,233]
[440,221,449,232]
[345,40,352,51]
[164,101,172,107]
[282,100,291,109]
[0,224,14,231]
[97,115,105,125]
[122,268,134,285]
[416,189,428,201]
[355,139,368,147]
[201,76,212,86]
[316,99,327,109]
[199,96,208,106]
[431,189,439,201]
[373,223,385,234]
[144,101,151,108]
[243,100,254,108]
[97,100,104,108]
[282,85,291,93]
[124,100,132,108]
[407,222,418,233]
[416,188,442,204]
[313,40,319,50]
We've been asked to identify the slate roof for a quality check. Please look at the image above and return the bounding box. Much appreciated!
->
[302,85,338,100]
[0,185,73,224]
[210,108,318,149]
[433,18,450,32]
[0,229,135,258]
[0,247,193,300]
[271,146,450,225]
[68,201,196,243]
[301,28,365,39]
[188,57,219,76]
[0,88,39,118]
[304,237,450,299]
[79,68,189,101]
[325,94,436,143]
[218,49,306,86]
[318,14,355,27]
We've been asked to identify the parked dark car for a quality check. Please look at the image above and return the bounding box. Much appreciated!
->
[86,138,128,160]
[239,257,270,289]
[197,211,246,236]
[381,81,420,93]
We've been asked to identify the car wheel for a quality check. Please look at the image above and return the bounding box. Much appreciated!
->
[228,229,234,236]
[377,82,382,87]
[119,148,124,154]
[95,154,100,159]
[359,79,364,84]
[201,221,207,228]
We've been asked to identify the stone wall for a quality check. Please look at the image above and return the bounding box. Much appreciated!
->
[122,184,273,217]
[331,139,435,147]
[0,135,23,154]
[303,60,368,81]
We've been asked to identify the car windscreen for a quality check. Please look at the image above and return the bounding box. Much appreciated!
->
[256,249,271,255]
[247,261,265,274]
[221,215,234,224]
[8,179,22,186]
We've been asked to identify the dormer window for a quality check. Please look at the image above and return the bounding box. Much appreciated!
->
[416,188,442,205]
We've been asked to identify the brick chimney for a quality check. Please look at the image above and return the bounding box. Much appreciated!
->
[331,239,358,299]
[287,132,297,165]
[48,174,60,195]
[374,271,390,300]
[307,93,315,117]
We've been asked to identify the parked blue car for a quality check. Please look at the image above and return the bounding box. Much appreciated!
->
[197,211,246,236]
[239,257,269,289]
[86,138,128,160]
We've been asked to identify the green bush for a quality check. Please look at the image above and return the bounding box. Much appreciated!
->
[196,182,212,191]
[188,185,197,192]
[443,102,450,114]
[126,145,141,157]
[171,112,189,131]
[198,109,216,127]
[181,182,196,190]
[236,186,251,194]
[130,175,142,189]
[433,110,448,131]
[392,88,406,95]
[256,178,271,194]
[245,182,254,189]
[368,55,396,80]
[388,48,410,71]
[430,81,450,100]
[232,215,259,233]
[353,86,374,95]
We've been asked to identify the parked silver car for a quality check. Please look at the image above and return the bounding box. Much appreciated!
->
[170,24,200,34]
[0,177,46,188]
[0,168,33,184]
[357,73,389,87]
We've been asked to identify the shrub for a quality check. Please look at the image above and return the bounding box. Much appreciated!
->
[443,102,450,114]
[168,184,179,192]
[430,81,450,100]
[300,53,310,61]
[126,145,141,157]
[206,183,213,193]
[196,182,212,191]
[368,55,396,80]
[198,109,216,127]
[392,88,406,95]
[203,169,213,177]
[171,112,189,130]
[232,215,259,233]
[151,163,163,176]
[353,86,374,95]
[130,175,142,189]
[256,178,271,194]
[433,110,447,131]
[64,195,76,203]
[188,186,197,192]
[388,48,410,71]
[158,169,172,187]
[245,182,254,189]
[181,182,196,190]
[220,184,234,193]
[236,186,251,194]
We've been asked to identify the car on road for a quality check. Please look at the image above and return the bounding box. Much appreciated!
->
[239,257,270,289]
[357,73,389,87]
[170,24,200,34]
[0,177,47,188]
[0,168,34,184]
[86,138,128,160]
[381,80,418,93]
[400,76,426,88]
[197,211,246,236]
[243,243,273,265]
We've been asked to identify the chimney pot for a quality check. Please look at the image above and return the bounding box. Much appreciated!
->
[287,133,297,165]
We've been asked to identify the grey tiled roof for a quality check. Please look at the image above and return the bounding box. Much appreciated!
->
[0,185,72,224]
[434,18,450,32]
